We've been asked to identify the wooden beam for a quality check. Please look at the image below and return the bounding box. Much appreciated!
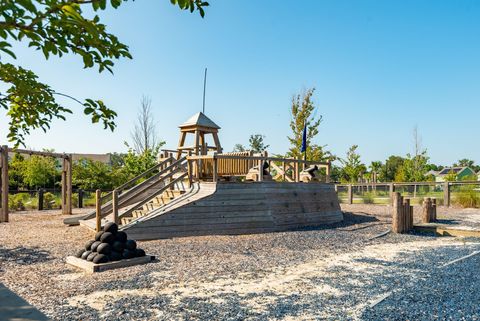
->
[1,145,8,222]
[66,154,72,214]
[212,132,222,153]
[6,147,67,158]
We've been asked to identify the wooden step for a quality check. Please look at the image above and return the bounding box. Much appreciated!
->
[143,203,161,211]
[163,190,186,198]
[121,217,134,225]
[153,196,173,205]
[132,210,148,218]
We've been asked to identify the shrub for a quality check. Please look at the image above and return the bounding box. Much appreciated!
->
[362,192,375,204]
[43,192,57,210]
[453,186,480,208]
[8,193,31,211]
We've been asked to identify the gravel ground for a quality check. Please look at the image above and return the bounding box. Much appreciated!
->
[1,205,480,320]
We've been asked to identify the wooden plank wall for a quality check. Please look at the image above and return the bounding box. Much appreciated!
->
[126,182,343,240]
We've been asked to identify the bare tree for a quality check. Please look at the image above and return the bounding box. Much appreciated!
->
[130,96,163,154]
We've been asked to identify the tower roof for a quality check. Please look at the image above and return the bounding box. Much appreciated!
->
[179,112,220,129]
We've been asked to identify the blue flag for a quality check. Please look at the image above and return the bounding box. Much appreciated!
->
[301,123,307,153]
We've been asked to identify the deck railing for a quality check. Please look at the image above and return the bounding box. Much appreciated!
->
[186,152,331,183]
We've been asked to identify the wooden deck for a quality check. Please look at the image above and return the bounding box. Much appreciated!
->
[125,181,343,240]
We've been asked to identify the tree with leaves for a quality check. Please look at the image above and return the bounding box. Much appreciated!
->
[232,144,246,152]
[22,154,59,188]
[248,134,269,153]
[339,145,366,183]
[130,96,165,154]
[0,0,208,146]
[286,88,332,162]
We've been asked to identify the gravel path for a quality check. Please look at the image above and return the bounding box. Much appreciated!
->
[1,206,480,320]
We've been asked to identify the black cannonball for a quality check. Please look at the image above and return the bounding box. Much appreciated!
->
[125,239,137,251]
[81,250,92,260]
[109,251,122,261]
[112,241,125,252]
[93,254,109,264]
[94,231,104,241]
[97,243,112,255]
[103,222,118,234]
[75,249,85,258]
[115,231,127,243]
[90,241,102,252]
[122,249,136,259]
[86,252,97,262]
[135,249,146,257]
[100,232,115,244]
[85,240,95,251]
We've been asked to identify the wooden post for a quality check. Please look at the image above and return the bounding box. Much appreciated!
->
[61,157,67,214]
[95,189,102,232]
[422,197,431,223]
[187,151,193,187]
[282,161,286,181]
[38,189,44,211]
[78,189,84,208]
[389,183,394,205]
[431,198,437,222]
[212,153,218,182]
[347,184,353,205]
[443,182,450,207]
[326,162,331,183]
[403,198,411,232]
[112,189,119,225]
[1,145,9,222]
[392,192,400,233]
[258,159,264,182]
[61,154,73,214]
[392,192,401,233]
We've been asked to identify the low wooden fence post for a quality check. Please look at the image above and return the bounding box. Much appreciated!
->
[38,189,44,211]
[443,182,450,207]
[1,145,9,222]
[212,153,218,182]
[95,189,102,232]
[78,189,84,208]
[347,184,353,205]
[389,183,394,205]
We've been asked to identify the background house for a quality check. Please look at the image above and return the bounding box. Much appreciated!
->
[434,167,477,182]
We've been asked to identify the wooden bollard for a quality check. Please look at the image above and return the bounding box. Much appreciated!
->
[431,199,437,222]
[392,192,401,233]
[422,197,432,223]
[95,189,102,232]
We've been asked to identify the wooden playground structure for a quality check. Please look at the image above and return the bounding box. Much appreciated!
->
[1,112,343,240]
[0,146,73,222]
[78,112,342,240]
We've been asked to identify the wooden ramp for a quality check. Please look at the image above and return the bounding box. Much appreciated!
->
[124,182,343,240]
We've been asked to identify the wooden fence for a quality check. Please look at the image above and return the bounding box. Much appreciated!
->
[336,181,480,207]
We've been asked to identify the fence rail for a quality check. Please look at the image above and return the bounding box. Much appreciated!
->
[8,188,112,211]
[335,181,480,207]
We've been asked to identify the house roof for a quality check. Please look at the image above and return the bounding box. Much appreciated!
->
[179,112,220,129]
[437,167,471,176]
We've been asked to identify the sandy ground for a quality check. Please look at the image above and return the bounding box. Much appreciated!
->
[1,205,480,320]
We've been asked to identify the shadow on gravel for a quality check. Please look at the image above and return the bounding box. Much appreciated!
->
[0,246,53,266]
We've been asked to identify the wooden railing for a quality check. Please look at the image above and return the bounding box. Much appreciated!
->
[186,153,331,183]
[335,181,480,207]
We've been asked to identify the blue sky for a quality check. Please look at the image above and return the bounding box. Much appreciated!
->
[1,0,479,166]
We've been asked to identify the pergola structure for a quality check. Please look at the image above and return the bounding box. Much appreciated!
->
[176,112,222,159]
[0,145,73,222]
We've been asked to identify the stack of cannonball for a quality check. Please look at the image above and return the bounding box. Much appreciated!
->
[75,222,146,264]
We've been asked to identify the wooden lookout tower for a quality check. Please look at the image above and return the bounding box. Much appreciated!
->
[176,112,222,159]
